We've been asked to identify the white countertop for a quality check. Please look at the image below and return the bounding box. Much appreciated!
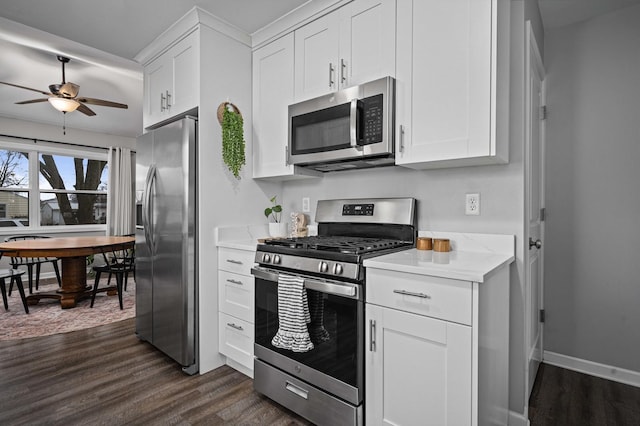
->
[215,225,268,251]
[364,231,515,282]
[363,248,514,282]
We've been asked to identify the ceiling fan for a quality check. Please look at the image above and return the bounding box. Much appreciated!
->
[0,55,128,116]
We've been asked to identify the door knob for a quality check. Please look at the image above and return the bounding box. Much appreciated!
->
[529,237,542,250]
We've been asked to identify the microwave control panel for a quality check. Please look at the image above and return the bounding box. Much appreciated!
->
[362,94,384,145]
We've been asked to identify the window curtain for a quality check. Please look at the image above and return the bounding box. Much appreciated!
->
[106,147,134,236]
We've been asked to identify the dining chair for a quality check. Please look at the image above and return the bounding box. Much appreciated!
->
[103,234,136,291]
[90,243,135,310]
[0,251,29,314]
[5,235,62,294]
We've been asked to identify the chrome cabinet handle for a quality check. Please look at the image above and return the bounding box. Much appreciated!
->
[340,58,347,84]
[226,259,243,265]
[285,381,309,400]
[226,279,243,285]
[285,146,290,166]
[393,289,431,299]
[399,125,405,153]
[227,323,243,331]
[369,319,376,352]
[160,93,166,112]
[165,90,171,108]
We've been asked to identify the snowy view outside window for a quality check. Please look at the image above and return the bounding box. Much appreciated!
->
[0,148,108,227]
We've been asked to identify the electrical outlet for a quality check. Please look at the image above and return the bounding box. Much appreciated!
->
[465,193,480,215]
[302,197,310,212]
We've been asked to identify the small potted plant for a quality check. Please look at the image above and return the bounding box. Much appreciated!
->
[264,196,287,237]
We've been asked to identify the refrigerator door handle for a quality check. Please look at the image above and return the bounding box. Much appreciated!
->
[144,164,156,251]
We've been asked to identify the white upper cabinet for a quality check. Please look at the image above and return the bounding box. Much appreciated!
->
[395,0,507,168]
[294,0,396,102]
[252,34,295,179]
[252,34,320,180]
[143,30,199,128]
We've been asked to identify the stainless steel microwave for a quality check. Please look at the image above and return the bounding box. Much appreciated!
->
[288,76,395,172]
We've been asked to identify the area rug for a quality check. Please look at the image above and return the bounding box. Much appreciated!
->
[0,277,135,341]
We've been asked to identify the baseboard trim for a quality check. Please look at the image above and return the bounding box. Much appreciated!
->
[508,410,529,426]
[544,351,640,388]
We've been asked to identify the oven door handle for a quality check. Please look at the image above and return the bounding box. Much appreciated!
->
[251,267,360,299]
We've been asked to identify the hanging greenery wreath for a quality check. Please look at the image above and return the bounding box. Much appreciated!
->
[218,102,246,179]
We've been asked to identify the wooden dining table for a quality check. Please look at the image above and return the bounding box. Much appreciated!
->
[0,235,135,309]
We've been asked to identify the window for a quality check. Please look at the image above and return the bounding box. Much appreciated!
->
[0,142,108,229]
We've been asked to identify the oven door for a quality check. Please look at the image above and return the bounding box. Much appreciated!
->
[252,266,364,405]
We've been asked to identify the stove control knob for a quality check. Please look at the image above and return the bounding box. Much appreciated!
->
[318,261,329,273]
[273,255,281,265]
[262,254,271,263]
[333,263,343,275]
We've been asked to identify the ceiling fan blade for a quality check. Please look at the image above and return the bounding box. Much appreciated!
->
[77,97,128,109]
[1,81,51,96]
[15,98,50,105]
[76,102,96,116]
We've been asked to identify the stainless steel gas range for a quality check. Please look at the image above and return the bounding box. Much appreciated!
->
[251,198,417,425]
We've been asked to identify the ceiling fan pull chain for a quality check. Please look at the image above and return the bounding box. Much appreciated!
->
[63,111,67,135]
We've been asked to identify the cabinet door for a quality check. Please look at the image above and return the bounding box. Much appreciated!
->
[339,0,396,89]
[252,34,297,178]
[366,304,472,425]
[294,11,341,101]
[144,56,171,128]
[168,31,199,116]
[396,0,495,168]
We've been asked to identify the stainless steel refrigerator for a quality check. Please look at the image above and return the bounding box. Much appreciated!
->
[135,115,198,375]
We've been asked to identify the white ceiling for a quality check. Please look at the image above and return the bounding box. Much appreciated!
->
[538,0,640,28]
[0,0,309,138]
[0,0,639,139]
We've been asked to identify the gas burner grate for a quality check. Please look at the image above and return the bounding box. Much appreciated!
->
[266,235,409,255]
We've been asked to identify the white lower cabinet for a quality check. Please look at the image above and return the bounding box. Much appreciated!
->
[365,265,510,426]
[366,304,471,425]
[218,247,255,376]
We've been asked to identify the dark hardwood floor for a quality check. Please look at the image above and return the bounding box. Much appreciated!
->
[0,318,311,425]
[529,363,640,426]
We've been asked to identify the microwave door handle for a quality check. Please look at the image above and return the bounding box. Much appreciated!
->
[349,99,363,151]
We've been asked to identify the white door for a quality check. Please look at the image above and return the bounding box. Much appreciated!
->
[144,56,170,126]
[339,0,396,88]
[366,304,471,425]
[252,33,296,178]
[525,21,545,399]
[294,11,340,101]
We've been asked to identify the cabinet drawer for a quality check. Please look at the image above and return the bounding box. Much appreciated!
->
[219,270,254,322]
[219,312,254,369]
[218,247,255,275]
[366,268,472,325]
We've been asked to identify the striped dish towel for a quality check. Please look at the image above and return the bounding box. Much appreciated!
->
[271,274,314,353]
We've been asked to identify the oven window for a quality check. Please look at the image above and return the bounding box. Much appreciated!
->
[291,103,352,154]
[255,277,361,388]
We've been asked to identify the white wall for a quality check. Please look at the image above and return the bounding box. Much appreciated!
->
[0,116,136,150]
[544,5,640,372]
[197,24,280,373]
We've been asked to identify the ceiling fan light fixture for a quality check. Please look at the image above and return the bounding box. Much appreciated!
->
[48,97,80,112]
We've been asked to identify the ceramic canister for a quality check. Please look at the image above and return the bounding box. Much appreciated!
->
[433,238,450,264]
[416,237,433,261]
